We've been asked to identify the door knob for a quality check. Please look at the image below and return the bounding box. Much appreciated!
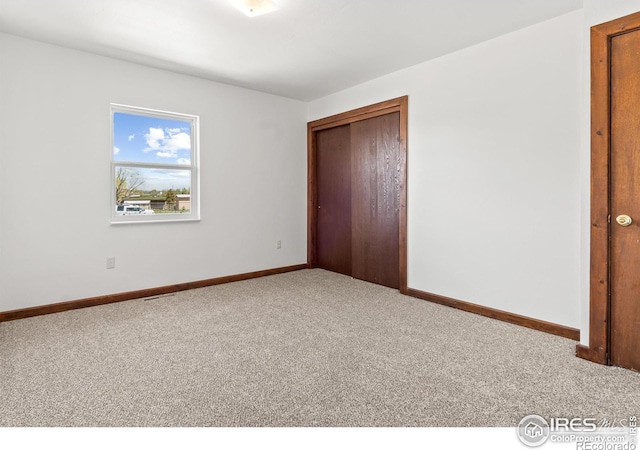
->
[616,214,633,226]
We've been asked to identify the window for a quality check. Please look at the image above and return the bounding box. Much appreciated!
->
[110,104,199,223]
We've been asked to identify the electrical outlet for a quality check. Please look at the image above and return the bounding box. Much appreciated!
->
[276,240,282,249]
[106,257,116,269]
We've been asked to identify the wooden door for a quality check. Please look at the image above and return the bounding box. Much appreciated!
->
[308,96,408,293]
[314,113,401,289]
[610,28,640,371]
[316,125,352,276]
[351,113,400,289]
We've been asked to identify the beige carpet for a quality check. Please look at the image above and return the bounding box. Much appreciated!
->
[1,269,638,427]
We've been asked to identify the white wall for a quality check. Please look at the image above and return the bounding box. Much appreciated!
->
[584,0,640,25]
[578,0,640,345]
[308,11,584,328]
[0,33,307,312]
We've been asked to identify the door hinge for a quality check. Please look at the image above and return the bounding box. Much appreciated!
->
[608,214,611,224]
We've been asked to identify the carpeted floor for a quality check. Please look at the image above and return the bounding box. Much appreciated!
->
[1,269,638,427]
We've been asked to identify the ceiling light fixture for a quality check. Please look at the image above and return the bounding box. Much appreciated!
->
[228,0,279,18]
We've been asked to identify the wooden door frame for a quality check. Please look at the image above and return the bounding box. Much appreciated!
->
[576,11,640,365]
[307,96,409,294]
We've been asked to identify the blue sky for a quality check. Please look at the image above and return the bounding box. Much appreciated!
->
[113,112,192,165]
[113,111,193,191]
[115,166,191,192]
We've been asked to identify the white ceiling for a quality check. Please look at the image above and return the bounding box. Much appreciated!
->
[0,0,583,101]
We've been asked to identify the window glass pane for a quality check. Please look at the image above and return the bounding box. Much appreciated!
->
[115,166,192,213]
[113,112,192,165]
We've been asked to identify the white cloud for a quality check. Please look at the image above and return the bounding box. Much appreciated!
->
[145,127,165,149]
[156,150,178,158]
[164,132,191,151]
[128,134,135,141]
[177,158,191,165]
[174,171,191,177]
[139,168,191,191]
[144,128,191,158]
[113,146,120,155]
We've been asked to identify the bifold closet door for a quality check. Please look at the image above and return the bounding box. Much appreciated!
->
[315,112,400,289]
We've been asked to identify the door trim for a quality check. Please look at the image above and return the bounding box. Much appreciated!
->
[577,11,640,365]
[307,96,409,293]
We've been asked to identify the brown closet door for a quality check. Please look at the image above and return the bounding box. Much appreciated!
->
[351,112,400,289]
[316,124,352,276]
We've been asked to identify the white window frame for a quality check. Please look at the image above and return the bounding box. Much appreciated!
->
[110,103,200,224]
